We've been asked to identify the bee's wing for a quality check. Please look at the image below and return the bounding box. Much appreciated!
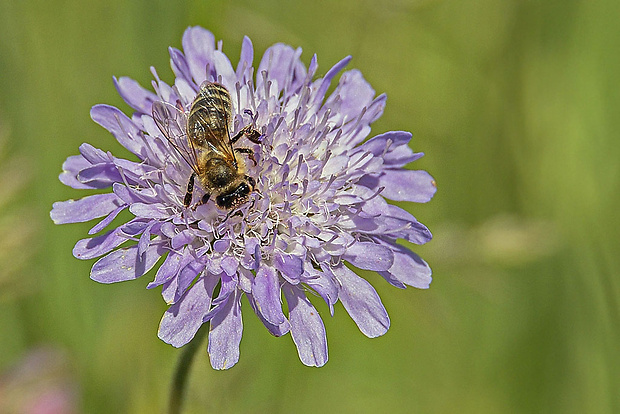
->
[152,100,200,174]
[190,82,238,164]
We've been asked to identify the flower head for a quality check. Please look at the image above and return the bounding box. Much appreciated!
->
[51,27,436,369]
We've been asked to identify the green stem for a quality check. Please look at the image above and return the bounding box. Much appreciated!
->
[168,322,209,414]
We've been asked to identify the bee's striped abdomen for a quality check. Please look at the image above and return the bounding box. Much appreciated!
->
[187,82,232,148]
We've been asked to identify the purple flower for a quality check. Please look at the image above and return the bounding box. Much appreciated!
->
[51,26,436,369]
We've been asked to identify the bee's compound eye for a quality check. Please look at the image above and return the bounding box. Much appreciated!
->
[238,182,251,195]
[216,182,252,209]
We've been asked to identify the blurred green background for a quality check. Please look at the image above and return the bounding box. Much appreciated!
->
[1,0,618,412]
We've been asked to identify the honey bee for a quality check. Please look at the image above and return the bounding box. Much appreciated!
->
[152,82,262,209]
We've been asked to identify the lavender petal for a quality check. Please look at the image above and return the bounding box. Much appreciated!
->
[59,155,95,189]
[303,268,338,316]
[313,56,352,105]
[129,203,171,219]
[90,244,163,284]
[182,26,216,84]
[342,241,394,272]
[378,241,432,289]
[113,76,158,114]
[257,44,305,94]
[147,248,189,289]
[208,289,243,370]
[283,284,328,367]
[202,273,236,322]
[170,260,206,305]
[51,193,123,224]
[247,292,290,337]
[90,105,144,157]
[252,264,287,326]
[77,163,121,189]
[332,264,390,338]
[79,143,110,164]
[88,204,126,235]
[73,228,128,260]
[274,251,303,284]
[358,131,423,167]
[169,47,193,86]
[359,170,437,203]
[327,69,375,120]
[236,36,254,82]
[213,50,236,90]
[158,276,217,347]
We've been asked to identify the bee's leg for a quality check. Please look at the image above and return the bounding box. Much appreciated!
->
[184,173,196,207]
[245,176,256,188]
[200,193,211,205]
[244,127,262,144]
[234,147,257,166]
[189,193,211,211]
[230,125,262,145]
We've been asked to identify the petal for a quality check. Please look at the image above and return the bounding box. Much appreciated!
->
[90,104,144,157]
[113,158,159,180]
[50,193,123,224]
[380,203,433,245]
[161,260,209,306]
[129,203,171,219]
[313,56,352,105]
[251,264,287,326]
[79,143,110,164]
[212,50,236,91]
[340,94,387,147]
[236,36,254,82]
[202,273,236,321]
[170,260,205,305]
[326,69,375,120]
[137,222,153,256]
[88,204,126,235]
[321,154,349,178]
[378,241,432,289]
[77,163,121,189]
[274,251,303,284]
[73,228,128,260]
[113,76,158,114]
[303,267,338,316]
[357,131,423,167]
[147,248,190,289]
[349,196,433,245]
[208,289,243,370]
[257,44,305,94]
[359,170,437,203]
[169,47,193,86]
[158,276,218,347]
[342,241,394,272]
[220,256,239,276]
[331,264,390,338]
[119,218,150,236]
[246,292,290,337]
[90,244,163,284]
[58,155,96,189]
[182,26,216,84]
[171,230,195,250]
[112,183,142,205]
[283,284,328,367]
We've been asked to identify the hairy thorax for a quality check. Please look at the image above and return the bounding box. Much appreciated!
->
[199,155,246,192]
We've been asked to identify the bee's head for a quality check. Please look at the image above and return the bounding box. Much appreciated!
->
[216,179,253,210]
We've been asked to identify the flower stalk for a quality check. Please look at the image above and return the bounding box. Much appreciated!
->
[168,322,209,414]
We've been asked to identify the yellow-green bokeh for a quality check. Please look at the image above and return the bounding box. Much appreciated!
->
[0,0,618,412]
